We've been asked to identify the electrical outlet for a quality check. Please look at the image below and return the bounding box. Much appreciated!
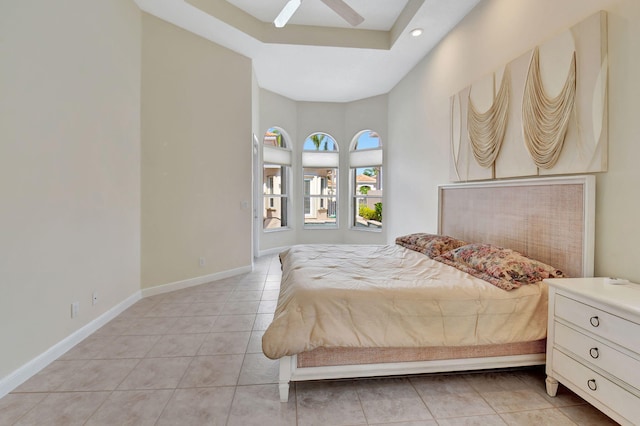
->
[71,302,79,318]
[199,257,205,267]
[92,292,98,305]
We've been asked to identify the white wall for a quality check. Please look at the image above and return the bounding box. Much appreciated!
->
[0,0,141,380]
[258,92,388,252]
[387,0,640,281]
[141,14,253,289]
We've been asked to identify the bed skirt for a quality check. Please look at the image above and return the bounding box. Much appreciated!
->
[297,339,547,368]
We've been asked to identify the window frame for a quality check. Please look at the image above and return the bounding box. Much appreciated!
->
[262,127,292,233]
[349,131,383,232]
[302,132,339,229]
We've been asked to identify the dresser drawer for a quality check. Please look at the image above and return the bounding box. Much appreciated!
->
[554,322,640,390]
[553,349,640,423]
[555,294,640,354]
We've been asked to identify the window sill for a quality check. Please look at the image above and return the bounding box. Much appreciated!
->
[303,225,339,230]
[350,226,383,233]
[263,227,292,234]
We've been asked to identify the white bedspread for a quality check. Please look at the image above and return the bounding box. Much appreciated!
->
[262,244,548,360]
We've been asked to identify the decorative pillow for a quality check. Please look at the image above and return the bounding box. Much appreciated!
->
[395,233,468,259]
[434,243,565,291]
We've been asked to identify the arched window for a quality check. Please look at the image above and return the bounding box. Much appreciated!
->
[302,133,339,228]
[350,130,383,231]
[263,127,291,230]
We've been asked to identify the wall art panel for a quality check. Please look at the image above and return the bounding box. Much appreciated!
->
[539,11,608,175]
[450,11,608,181]
[450,85,493,181]
[495,51,537,178]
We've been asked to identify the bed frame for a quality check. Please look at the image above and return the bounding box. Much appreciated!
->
[276,175,595,402]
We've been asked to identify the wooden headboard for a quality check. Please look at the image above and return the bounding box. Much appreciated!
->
[438,176,595,278]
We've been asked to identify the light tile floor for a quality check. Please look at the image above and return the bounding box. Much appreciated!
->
[0,255,619,425]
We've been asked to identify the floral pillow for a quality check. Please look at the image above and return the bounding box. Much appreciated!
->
[434,243,565,291]
[395,233,468,259]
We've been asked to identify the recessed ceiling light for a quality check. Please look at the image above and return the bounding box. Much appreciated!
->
[410,28,423,37]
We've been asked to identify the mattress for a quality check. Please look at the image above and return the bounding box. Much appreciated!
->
[262,244,548,360]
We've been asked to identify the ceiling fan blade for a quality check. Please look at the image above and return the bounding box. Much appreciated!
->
[320,0,364,27]
[274,0,302,28]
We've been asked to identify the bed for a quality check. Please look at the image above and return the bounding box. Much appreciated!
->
[263,176,595,402]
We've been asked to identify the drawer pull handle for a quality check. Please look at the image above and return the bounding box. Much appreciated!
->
[589,347,599,359]
[589,316,600,327]
[587,379,597,391]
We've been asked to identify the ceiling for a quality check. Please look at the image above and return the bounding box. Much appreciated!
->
[134,0,482,102]
[226,0,408,31]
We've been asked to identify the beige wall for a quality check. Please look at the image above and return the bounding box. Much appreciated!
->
[141,14,253,288]
[0,0,141,379]
[388,0,640,281]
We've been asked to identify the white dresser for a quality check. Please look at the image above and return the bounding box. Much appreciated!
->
[545,278,640,425]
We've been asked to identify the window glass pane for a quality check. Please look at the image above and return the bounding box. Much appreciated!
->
[353,196,382,229]
[303,133,338,151]
[303,168,337,196]
[263,164,288,230]
[353,131,381,150]
[263,165,286,195]
[304,197,337,227]
[353,166,382,229]
[264,196,287,230]
[304,167,337,227]
[354,167,380,195]
[264,128,285,148]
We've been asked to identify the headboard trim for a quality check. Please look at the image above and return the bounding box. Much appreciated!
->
[438,175,595,278]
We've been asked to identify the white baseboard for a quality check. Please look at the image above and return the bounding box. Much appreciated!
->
[1,265,253,398]
[0,291,142,399]
[140,265,253,298]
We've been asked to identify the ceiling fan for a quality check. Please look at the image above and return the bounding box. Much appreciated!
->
[274,0,365,28]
